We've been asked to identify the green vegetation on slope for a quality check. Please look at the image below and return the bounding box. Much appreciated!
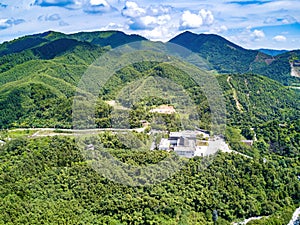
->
[169,31,300,86]
[0,136,299,224]
[0,30,299,225]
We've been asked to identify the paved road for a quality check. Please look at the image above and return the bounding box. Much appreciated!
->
[9,127,146,136]
[287,207,300,225]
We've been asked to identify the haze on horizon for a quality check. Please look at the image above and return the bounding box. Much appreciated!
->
[0,0,300,50]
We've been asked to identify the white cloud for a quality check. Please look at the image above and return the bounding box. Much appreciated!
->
[1,0,300,49]
[210,25,228,33]
[83,0,116,14]
[273,35,287,42]
[199,9,214,25]
[38,14,61,21]
[147,5,172,16]
[0,19,10,29]
[34,0,116,13]
[122,1,146,17]
[251,29,265,40]
[264,15,297,25]
[180,11,203,29]
[0,18,25,30]
[179,9,214,30]
[227,27,267,49]
[90,0,109,6]
[59,20,69,26]
[122,2,173,31]
[129,14,171,30]
[138,24,178,41]
[100,22,125,30]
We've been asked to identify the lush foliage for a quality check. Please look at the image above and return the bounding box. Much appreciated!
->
[0,30,299,224]
[170,31,300,86]
[0,136,299,224]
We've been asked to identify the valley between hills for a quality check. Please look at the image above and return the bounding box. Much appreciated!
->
[0,30,299,225]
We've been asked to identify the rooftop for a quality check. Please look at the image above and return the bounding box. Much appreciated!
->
[150,105,176,114]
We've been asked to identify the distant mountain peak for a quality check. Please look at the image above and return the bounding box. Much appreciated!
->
[257,48,288,56]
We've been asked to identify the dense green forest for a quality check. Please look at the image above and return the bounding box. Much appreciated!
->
[0,30,299,129]
[0,135,299,224]
[170,31,300,86]
[0,30,299,224]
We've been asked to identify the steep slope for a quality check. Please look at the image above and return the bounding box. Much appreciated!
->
[0,31,299,225]
[169,31,300,86]
[169,31,260,73]
[0,38,107,128]
[0,135,298,224]
[99,61,299,127]
[69,30,147,48]
[218,73,299,125]
[0,31,299,129]
[0,30,146,59]
[258,48,288,56]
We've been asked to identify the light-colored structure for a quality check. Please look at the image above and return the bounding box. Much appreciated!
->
[195,145,208,157]
[157,130,210,158]
[158,138,170,151]
[150,105,176,114]
[241,140,254,146]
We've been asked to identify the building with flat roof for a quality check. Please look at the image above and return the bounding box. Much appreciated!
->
[158,138,170,151]
[157,130,210,157]
[150,105,176,114]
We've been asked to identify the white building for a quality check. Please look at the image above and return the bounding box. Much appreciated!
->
[156,130,213,157]
[158,138,170,151]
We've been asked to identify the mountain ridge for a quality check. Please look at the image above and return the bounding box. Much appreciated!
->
[0,29,299,129]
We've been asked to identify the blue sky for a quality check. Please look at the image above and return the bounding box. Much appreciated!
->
[0,0,299,49]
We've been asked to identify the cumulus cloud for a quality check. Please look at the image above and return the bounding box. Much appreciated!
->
[122,1,172,30]
[83,0,117,14]
[228,27,267,48]
[180,11,203,29]
[59,20,69,26]
[0,19,10,29]
[199,9,214,25]
[264,15,297,25]
[101,22,124,30]
[37,13,69,27]
[210,25,228,33]
[129,15,171,30]
[38,14,61,21]
[0,18,25,30]
[281,15,297,24]
[251,29,265,40]
[34,0,116,13]
[147,5,172,16]
[179,9,214,30]
[122,1,146,17]
[273,35,286,42]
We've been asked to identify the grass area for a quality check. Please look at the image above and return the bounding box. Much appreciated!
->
[1,129,36,139]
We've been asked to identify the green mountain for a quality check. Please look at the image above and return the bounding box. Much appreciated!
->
[0,30,146,57]
[0,30,299,225]
[0,31,299,130]
[0,135,298,224]
[0,31,148,128]
[169,31,259,73]
[169,31,300,86]
[258,48,288,56]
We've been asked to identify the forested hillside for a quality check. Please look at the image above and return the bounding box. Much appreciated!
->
[0,136,299,224]
[0,30,299,225]
[169,31,300,86]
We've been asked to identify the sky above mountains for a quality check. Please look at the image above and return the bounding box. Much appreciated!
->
[0,0,299,50]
